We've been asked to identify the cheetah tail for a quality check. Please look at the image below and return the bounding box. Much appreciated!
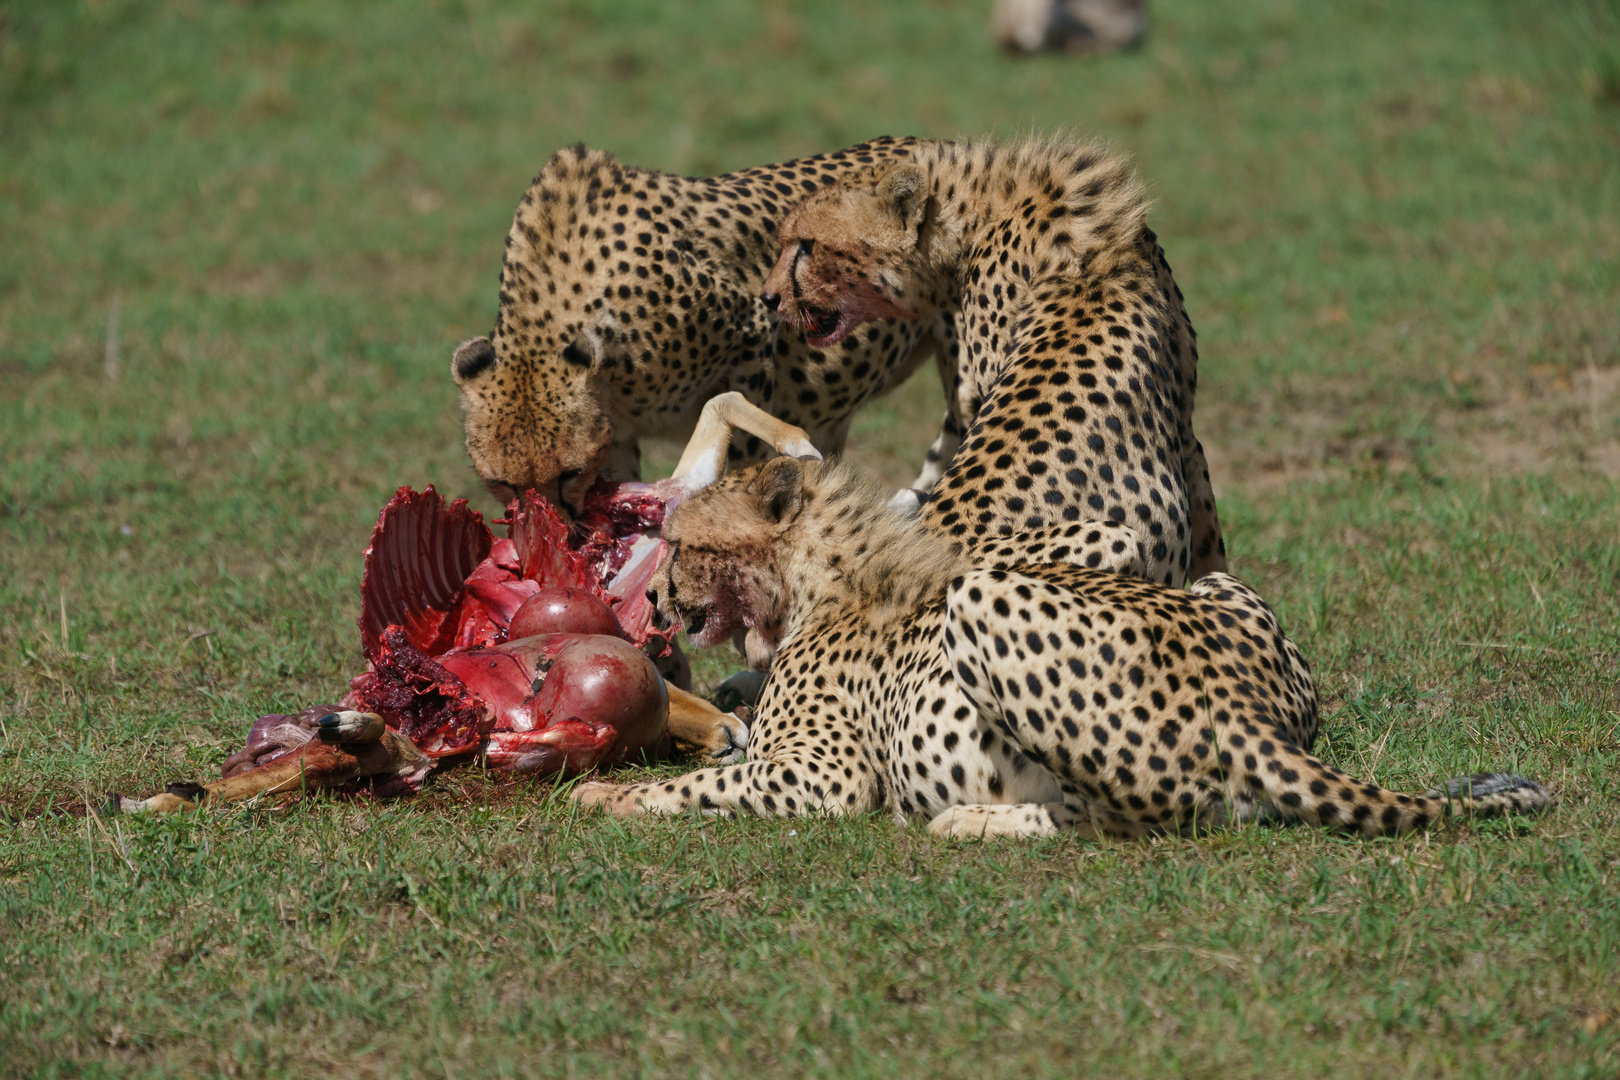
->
[1420,772,1554,821]
[1244,738,1553,838]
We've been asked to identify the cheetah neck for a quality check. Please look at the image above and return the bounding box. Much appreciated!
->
[912,138,1150,287]
[775,468,964,637]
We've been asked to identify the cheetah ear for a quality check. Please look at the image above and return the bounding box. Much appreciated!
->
[875,163,928,235]
[754,456,805,525]
[451,336,496,384]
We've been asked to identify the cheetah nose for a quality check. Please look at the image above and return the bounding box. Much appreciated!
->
[645,588,659,606]
[760,289,780,313]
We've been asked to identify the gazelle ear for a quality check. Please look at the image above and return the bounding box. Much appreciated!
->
[875,163,928,234]
[753,457,805,525]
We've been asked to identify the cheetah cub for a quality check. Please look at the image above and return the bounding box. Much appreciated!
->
[576,459,1550,839]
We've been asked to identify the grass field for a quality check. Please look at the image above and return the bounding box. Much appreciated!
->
[3,0,1619,1076]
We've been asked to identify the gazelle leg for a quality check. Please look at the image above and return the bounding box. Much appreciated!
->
[656,393,790,763]
[109,712,431,814]
[664,686,750,764]
[671,392,822,488]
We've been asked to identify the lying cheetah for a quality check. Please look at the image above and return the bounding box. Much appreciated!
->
[761,136,1226,586]
[576,457,1550,838]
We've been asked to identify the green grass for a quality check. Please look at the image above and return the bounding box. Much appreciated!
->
[3,0,1619,1076]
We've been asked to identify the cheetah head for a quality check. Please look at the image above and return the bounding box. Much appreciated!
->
[452,332,623,516]
[454,144,734,515]
[761,163,935,348]
[645,457,809,670]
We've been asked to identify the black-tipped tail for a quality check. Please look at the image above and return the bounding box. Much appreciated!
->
[1425,773,1552,818]
[1245,733,1554,837]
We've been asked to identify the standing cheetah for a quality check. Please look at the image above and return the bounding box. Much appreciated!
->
[453,137,959,514]
[762,137,1226,586]
[576,457,1550,839]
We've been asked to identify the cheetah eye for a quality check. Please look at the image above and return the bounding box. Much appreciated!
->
[561,341,591,368]
[797,239,815,257]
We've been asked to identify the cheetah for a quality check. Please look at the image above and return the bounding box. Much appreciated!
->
[453,137,960,515]
[575,456,1551,839]
[761,136,1226,586]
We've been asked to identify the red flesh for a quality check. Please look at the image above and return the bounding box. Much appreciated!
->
[348,630,667,774]
[529,636,668,762]
[358,486,493,658]
[509,587,624,640]
[348,628,489,756]
[322,481,681,778]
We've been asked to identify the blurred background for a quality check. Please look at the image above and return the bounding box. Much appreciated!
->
[1,0,1617,741]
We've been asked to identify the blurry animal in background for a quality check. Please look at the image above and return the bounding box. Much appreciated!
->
[578,455,1552,840]
[991,0,1147,56]
[453,137,962,518]
[762,136,1224,587]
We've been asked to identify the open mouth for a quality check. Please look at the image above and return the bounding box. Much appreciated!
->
[681,605,709,637]
[800,304,846,347]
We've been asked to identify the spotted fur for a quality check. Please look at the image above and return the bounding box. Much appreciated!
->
[762,137,1226,585]
[453,138,953,512]
[576,459,1552,839]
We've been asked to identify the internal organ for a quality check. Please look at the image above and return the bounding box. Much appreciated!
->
[343,480,683,777]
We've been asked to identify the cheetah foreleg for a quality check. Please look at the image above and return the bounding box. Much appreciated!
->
[1184,435,1228,578]
[973,520,1146,576]
[574,758,863,819]
[900,410,963,499]
[890,411,963,514]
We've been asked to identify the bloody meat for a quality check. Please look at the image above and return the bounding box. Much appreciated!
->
[232,480,684,789]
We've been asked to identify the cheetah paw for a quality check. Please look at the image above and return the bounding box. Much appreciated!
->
[927,805,994,839]
[572,781,635,814]
[926,804,1054,839]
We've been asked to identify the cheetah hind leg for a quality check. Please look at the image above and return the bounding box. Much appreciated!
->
[891,409,964,514]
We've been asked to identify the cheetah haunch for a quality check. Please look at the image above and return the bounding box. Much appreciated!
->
[576,457,1550,839]
[762,136,1226,585]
